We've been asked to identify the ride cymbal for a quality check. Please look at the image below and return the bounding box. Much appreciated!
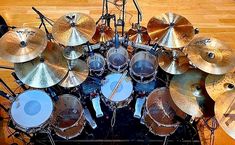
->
[185,37,235,75]
[127,25,150,44]
[0,27,47,63]
[92,24,114,43]
[63,45,83,60]
[147,12,195,48]
[52,12,96,46]
[14,42,68,88]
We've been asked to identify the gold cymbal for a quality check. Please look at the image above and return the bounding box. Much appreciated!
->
[169,69,214,118]
[63,46,83,60]
[127,25,150,44]
[158,50,189,75]
[206,73,235,101]
[14,42,68,88]
[0,27,47,63]
[52,12,96,46]
[92,24,114,43]
[59,59,88,88]
[147,12,195,48]
[215,91,235,139]
[185,37,235,75]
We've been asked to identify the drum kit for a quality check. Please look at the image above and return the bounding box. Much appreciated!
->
[0,0,235,145]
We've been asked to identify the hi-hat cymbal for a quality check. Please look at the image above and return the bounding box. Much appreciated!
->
[169,69,215,118]
[185,37,235,75]
[63,46,83,60]
[52,12,96,46]
[158,50,189,75]
[0,27,47,63]
[92,24,114,43]
[14,42,68,88]
[59,59,88,88]
[127,25,150,44]
[215,91,235,139]
[206,73,235,101]
[147,12,195,48]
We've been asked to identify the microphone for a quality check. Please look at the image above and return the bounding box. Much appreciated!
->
[114,32,120,48]
[0,90,12,100]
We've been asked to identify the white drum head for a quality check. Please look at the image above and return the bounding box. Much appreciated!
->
[101,73,133,102]
[11,90,53,129]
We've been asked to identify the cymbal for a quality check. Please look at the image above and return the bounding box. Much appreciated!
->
[59,59,88,88]
[158,50,190,75]
[147,12,195,48]
[63,46,83,60]
[52,12,96,46]
[185,37,235,75]
[206,73,235,101]
[0,27,47,63]
[92,24,114,43]
[14,42,68,88]
[127,25,150,44]
[169,69,215,118]
[215,91,235,139]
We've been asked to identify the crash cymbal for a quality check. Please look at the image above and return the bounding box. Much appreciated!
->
[185,37,235,75]
[147,12,195,48]
[52,12,96,46]
[92,24,114,43]
[215,91,235,139]
[14,42,68,88]
[0,27,47,63]
[59,59,88,88]
[206,73,235,101]
[158,50,189,75]
[127,25,150,44]
[169,69,214,118]
[63,46,83,60]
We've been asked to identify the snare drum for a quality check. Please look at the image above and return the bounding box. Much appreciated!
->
[101,73,133,109]
[51,94,85,140]
[10,90,53,133]
[87,53,106,76]
[106,46,129,72]
[130,51,158,83]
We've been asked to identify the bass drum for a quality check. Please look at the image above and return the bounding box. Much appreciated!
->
[51,94,86,140]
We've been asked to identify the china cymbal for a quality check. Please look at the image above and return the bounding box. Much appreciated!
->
[52,12,96,46]
[59,59,88,88]
[158,50,189,75]
[14,42,68,88]
[215,91,235,139]
[63,46,83,60]
[92,24,114,43]
[169,69,214,118]
[127,25,150,44]
[185,37,235,75]
[0,27,47,63]
[206,73,235,101]
[147,12,195,48]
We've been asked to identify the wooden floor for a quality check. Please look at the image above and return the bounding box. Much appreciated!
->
[0,0,235,145]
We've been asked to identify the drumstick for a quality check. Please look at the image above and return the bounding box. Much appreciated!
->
[109,70,128,100]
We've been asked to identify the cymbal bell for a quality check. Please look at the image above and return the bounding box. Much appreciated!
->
[158,50,189,75]
[59,59,88,88]
[0,27,47,63]
[147,12,195,48]
[185,37,235,75]
[14,42,68,88]
[169,69,215,118]
[52,12,96,46]
[127,25,150,44]
[63,46,83,60]
[206,73,235,101]
[92,24,114,43]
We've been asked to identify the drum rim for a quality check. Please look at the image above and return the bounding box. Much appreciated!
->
[87,53,106,71]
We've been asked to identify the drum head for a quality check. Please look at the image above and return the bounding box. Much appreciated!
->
[101,73,133,102]
[10,90,53,129]
[87,53,105,71]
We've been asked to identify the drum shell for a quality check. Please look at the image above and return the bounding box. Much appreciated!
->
[87,53,105,76]
[101,94,133,109]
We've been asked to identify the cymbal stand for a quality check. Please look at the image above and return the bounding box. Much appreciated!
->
[40,129,55,145]
[163,136,168,145]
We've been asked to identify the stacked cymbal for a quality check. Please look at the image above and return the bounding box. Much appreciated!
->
[127,24,150,44]
[92,24,114,43]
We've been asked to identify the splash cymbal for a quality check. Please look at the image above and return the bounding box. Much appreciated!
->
[14,42,68,88]
[59,59,88,88]
[52,12,96,46]
[158,50,189,75]
[206,73,235,101]
[147,12,195,48]
[63,46,83,60]
[127,25,150,44]
[92,24,114,43]
[0,27,47,63]
[185,37,235,75]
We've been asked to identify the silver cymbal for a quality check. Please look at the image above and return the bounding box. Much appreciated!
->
[63,46,83,60]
